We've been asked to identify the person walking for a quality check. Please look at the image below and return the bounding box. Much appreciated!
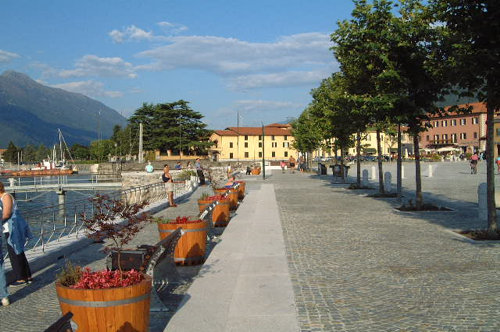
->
[0,182,33,288]
[470,152,479,174]
[288,156,296,174]
[195,158,206,185]
[280,160,286,174]
[162,164,177,207]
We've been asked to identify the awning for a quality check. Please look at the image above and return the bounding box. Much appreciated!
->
[436,146,461,152]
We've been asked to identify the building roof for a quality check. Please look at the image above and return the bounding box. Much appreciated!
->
[430,102,486,118]
[214,125,293,137]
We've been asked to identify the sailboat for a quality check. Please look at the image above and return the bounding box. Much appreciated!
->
[9,129,77,177]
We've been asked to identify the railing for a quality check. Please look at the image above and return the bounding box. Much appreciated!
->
[3,177,199,259]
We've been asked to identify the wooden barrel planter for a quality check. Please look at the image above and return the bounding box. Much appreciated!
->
[215,188,238,210]
[157,219,208,265]
[197,198,212,213]
[251,167,261,175]
[212,199,230,227]
[235,181,246,200]
[55,275,152,332]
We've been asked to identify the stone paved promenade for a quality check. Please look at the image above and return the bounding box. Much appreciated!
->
[0,161,499,331]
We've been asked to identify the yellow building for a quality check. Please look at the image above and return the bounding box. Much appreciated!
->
[209,123,298,162]
[313,128,413,159]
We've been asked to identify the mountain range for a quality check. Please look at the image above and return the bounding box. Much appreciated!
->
[0,71,127,147]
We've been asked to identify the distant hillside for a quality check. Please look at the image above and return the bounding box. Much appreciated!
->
[0,71,127,147]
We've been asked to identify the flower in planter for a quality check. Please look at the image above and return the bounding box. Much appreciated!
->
[157,216,203,224]
[57,194,154,289]
[207,195,228,201]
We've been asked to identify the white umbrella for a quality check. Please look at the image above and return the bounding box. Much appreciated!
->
[436,146,460,152]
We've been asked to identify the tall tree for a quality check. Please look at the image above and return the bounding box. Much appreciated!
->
[291,107,324,169]
[431,0,500,237]
[331,0,399,192]
[3,141,18,163]
[129,100,213,155]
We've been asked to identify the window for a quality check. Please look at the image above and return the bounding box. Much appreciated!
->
[272,151,276,157]
[434,121,439,127]
[258,152,262,158]
[244,135,248,140]
[229,152,234,159]
[496,129,500,136]
[451,133,457,143]
[244,152,249,158]
[284,135,288,141]
[258,142,262,148]
[258,135,262,140]
[473,132,478,139]
[271,142,277,148]
[426,135,430,141]
[244,142,248,148]
[460,133,467,139]
[460,118,466,125]
[434,134,440,141]
[283,142,290,148]
[443,134,448,142]
[472,117,479,124]
[271,135,275,141]
[451,119,457,126]
[284,151,288,157]
[442,120,447,127]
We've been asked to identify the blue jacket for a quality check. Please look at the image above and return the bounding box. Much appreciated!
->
[1,195,33,255]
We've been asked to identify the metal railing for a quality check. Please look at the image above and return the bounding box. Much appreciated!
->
[3,177,198,258]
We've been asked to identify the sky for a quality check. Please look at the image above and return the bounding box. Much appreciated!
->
[0,0,355,130]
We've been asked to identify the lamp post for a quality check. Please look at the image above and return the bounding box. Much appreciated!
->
[262,123,265,180]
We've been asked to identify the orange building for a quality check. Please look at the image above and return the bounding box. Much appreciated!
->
[419,102,487,154]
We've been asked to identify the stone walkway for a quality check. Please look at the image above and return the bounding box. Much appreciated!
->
[272,165,500,331]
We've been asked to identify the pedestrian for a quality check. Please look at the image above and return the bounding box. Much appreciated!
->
[496,156,500,174]
[280,160,286,174]
[186,161,193,169]
[162,164,177,207]
[288,156,296,174]
[0,182,33,288]
[246,166,252,175]
[195,158,206,185]
[174,161,182,170]
[470,152,479,174]
[145,161,154,173]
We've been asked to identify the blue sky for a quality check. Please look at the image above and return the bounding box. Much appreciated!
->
[0,0,354,130]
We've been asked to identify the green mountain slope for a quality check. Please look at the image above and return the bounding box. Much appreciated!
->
[0,71,127,147]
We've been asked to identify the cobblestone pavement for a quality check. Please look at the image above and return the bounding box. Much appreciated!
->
[272,164,500,331]
[0,186,217,332]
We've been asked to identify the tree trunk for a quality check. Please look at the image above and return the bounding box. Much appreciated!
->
[397,124,402,201]
[413,133,423,209]
[376,129,384,194]
[340,145,346,182]
[486,101,498,238]
[356,131,361,187]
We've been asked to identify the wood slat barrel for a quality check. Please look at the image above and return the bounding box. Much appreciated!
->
[235,181,246,200]
[157,220,208,265]
[215,188,238,210]
[197,198,212,213]
[55,275,152,332]
[212,200,230,226]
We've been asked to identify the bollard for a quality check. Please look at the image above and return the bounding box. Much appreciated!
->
[362,169,369,186]
[384,172,392,192]
[478,183,487,222]
[401,165,405,179]
[428,164,433,178]
[371,166,376,180]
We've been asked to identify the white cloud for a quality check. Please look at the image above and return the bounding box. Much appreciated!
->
[52,80,123,98]
[136,32,334,76]
[59,55,137,78]
[157,21,188,34]
[0,49,20,63]
[228,70,332,90]
[109,25,155,43]
[234,100,302,113]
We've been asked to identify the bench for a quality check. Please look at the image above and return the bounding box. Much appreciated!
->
[106,228,183,309]
[44,312,74,332]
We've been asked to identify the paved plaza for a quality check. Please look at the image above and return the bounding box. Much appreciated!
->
[0,161,498,331]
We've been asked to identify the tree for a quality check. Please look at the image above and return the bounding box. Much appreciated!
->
[331,0,399,191]
[431,0,500,237]
[291,107,324,168]
[3,141,18,163]
[22,144,37,162]
[71,143,91,160]
[129,100,213,155]
[35,144,51,162]
[90,139,115,162]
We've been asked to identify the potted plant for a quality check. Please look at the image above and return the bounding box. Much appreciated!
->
[214,187,239,210]
[157,216,208,265]
[206,195,231,227]
[55,194,154,332]
[197,192,212,213]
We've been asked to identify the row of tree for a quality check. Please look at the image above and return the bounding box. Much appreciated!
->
[291,0,499,238]
[3,100,213,163]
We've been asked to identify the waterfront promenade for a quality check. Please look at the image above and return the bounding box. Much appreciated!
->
[0,161,499,331]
